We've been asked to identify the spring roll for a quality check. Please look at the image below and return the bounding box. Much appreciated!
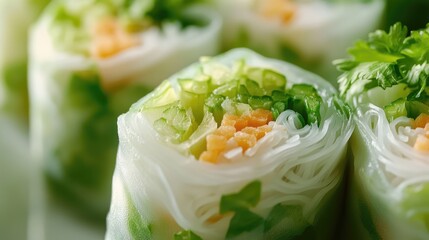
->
[335,23,429,239]
[29,0,221,219]
[213,0,384,84]
[0,0,49,124]
[106,48,353,239]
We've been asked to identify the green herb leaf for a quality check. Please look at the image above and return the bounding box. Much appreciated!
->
[226,210,264,239]
[174,230,203,240]
[263,204,309,239]
[127,194,152,239]
[220,181,261,214]
[335,22,429,116]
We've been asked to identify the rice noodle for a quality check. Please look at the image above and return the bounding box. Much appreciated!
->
[356,105,429,188]
[106,49,353,239]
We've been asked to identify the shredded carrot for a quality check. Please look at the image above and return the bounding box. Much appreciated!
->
[234,115,250,131]
[206,214,224,224]
[413,113,429,129]
[249,109,273,127]
[414,135,429,152]
[411,114,429,152]
[241,127,257,136]
[214,126,236,139]
[259,0,296,24]
[221,114,239,127]
[234,132,257,151]
[90,18,139,59]
[207,135,227,152]
[199,150,220,164]
[256,125,273,140]
[200,109,274,163]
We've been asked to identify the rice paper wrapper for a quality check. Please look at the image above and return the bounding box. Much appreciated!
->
[106,49,354,239]
[346,104,429,240]
[29,3,221,219]
[214,0,384,84]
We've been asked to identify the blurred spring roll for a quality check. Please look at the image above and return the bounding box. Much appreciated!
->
[335,23,429,239]
[0,0,49,124]
[106,48,353,239]
[29,0,221,219]
[213,0,384,84]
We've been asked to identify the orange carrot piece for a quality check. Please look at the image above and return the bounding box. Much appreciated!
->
[234,132,257,151]
[256,125,272,139]
[215,126,236,139]
[241,127,257,136]
[206,135,227,152]
[235,115,250,131]
[413,113,429,129]
[222,114,238,127]
[249,109,273,127]
[414,135,429,152]
[200,151,219,163]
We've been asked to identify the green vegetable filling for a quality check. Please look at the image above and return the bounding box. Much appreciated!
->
[216,180,311,239]
[174,230,203,240]
[46,0,205,55]
[142,60,323,146]
[335,22,429,122]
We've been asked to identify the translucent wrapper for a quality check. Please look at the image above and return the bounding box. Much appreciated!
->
[29,2,221,221]
[0,0,49,124]
[334,22,429,240]
[214,0,384,84]
[106,49,354,239]
[346,104,429,240]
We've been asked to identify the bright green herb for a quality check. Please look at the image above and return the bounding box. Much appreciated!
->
[226,210,264,239]
[335,23,429,121]
[220,181,264,239]
[127,193,152,239]
[264,204,309,240]
[220,181,261,213]
[174,230,203,240]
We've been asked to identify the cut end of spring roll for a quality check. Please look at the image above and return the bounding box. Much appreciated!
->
[106,48,354,240]
[335,22,429,239]
[28,0,222,220]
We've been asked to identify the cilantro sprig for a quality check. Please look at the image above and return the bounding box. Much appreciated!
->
[335,23,429,101]
[335,23,429,121]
